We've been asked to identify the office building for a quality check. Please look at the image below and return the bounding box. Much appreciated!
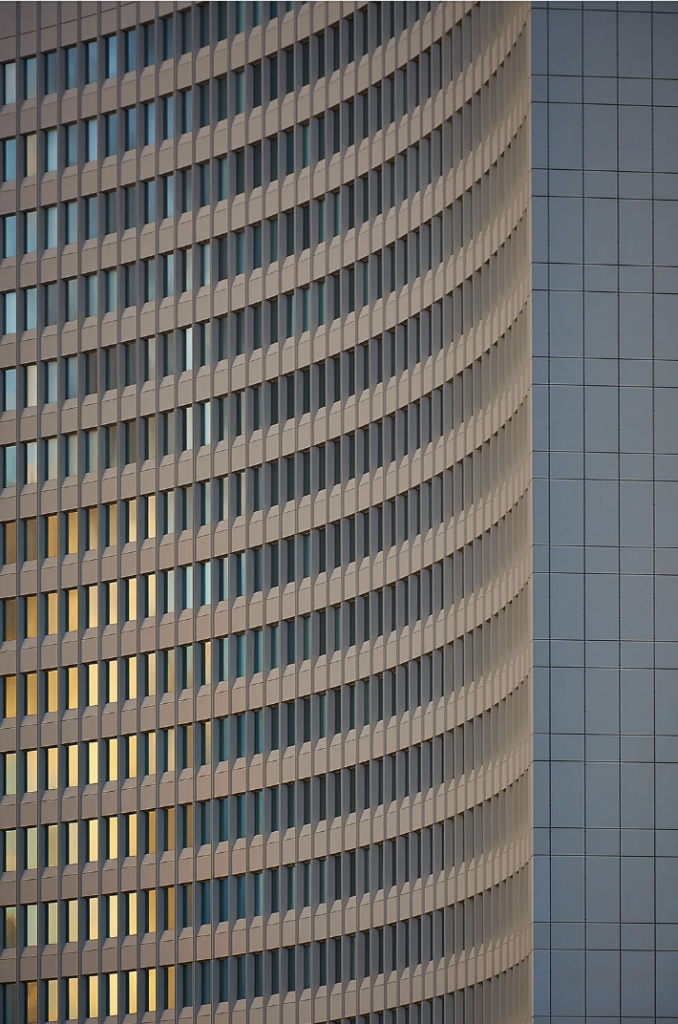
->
[0,2,675,1021]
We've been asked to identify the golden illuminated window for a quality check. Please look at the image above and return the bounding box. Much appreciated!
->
[125,498,137,542]
[127,894,138,935]
[26,826,37,868]
[147,494,157,538]
[45,514,58,558]
[87,819,98,862]
[126,577,137,621]
[46,824,58,866]
[147,651,157,695]
[106,660,118,702]
[3,751,16,794]
[87,584,98,628]
[46,978,58,1022]
[107,893,118,937]
[127,736,137,779]
[88,896,98,940]
[67,821,78,865]
[107,817,118,861]
[46,747,58,790]
[46,902,58,944]
[45,974,57,1024]
[127,811,138,855]
[147,968,157,1011]
[67,511,78,554]
[25,748,38,791]
[2,675,16,718]
[25,595,37,637]
[88,664,98,705]
[67,666,78,709]
[125,656,137,699]
[26,980,38,1024]
[46,669,58,712]
[23,517,37,560]
[2,521,16,565]
[46,591,58,634]
[4,829,16,870]
[66,744,78,787]
[107,737,118,782]
[127,970,138,1013]
[66,588,78,631]
[147,889,157,933]
[24,672,37,715]
[67,899,78,941]
[87,740,98,783]
[87,977,98,1017]
[166,965,175,1009]
[107,580,118,625]
[107,973,118,1014]
[86,506,98,550]
[2,597,16,641]
[67,978,78,1021]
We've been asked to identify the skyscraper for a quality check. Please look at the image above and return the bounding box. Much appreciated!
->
[0,3,675,1022]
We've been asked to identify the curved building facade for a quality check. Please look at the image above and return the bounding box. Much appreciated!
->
[0,3,532,1022]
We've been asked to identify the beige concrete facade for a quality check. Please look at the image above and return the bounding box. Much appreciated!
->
[0,2,532,1020]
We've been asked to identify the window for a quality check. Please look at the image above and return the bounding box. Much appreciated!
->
[285,129,294,175]
[24,211,36,253]
[217,76,228,121]
[105,113,117,156]
[234,70,244,114]
[124,108,136,150]
[124,186,136,229]
[2,139,16,182]
[144,102,155,145]
[43,52,57,95]
[104,270,117,313]
[24,57,36,99]
[44,129,57,172]
[1,290,17,333]
[84,275,96,317]
[125,29,137,73]
[59,49,76,93]
[65,201,77,244]
[44,284,57,327]
[1,62,16,105]
[84,196,97,239]
[86,41,97,84]
[252,143,262,188]
[162,95,174,140]
[143,23,156,66]
[65,280,77,322]
[86,118,97,161]
[24,287,37,330]
[180,89,192,134]
[143,180,155,224]
[198,83,209,127]
[235,151,245,194]
[105,34,117,78]
[301,123,310,167]
[268,55,278,101]
[65,123,77,166]
[284,48,294,93]
[252,224,262,269]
